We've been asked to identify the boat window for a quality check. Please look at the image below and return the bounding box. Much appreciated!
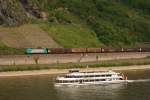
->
[79,76,83,78]
[63,81,67,83]
[69,70,79,73]
[101,79,106,81]
[65,75,78,78]
[75,80,79,82]
[83,79,107,82]
[65,76,69,78]
[57,80,63,83]
[95,75,100,77]
[66,76,71,78]
[84,80,89,82]
[84,75,89,77]
[56,80,60,83]
[106,74,112,77]
[65,74,113,79]
[69,81,74,83]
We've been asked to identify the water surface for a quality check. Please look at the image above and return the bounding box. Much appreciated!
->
[0,69,150,100]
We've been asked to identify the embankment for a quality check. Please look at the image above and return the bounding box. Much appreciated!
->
[0,52,149,65]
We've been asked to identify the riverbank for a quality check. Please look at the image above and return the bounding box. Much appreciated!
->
[0,57,150,72]
[0,64,150,77]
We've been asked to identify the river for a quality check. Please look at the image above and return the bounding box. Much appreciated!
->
[0,69,150,100]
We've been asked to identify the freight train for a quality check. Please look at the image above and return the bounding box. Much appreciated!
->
[26,47,150,54]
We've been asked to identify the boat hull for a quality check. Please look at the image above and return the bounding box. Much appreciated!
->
[54,80,128,86]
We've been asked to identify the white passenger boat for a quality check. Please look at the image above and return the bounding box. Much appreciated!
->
[55,69,128,86]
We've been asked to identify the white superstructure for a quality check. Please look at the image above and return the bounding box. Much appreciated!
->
[55,69,128,86]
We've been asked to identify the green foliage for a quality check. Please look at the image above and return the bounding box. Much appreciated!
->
[0,42,25,54]
[0,0,150,47]
[121,0,150,13]
[41,23,102,47]
[39,0,150,47]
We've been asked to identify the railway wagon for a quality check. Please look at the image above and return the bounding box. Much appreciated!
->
[86,48,102,53]
[140,48,150,52]
[123,48,143,52]
[71,48,87,53]
[101,48,124,53]
[48,48,72,54]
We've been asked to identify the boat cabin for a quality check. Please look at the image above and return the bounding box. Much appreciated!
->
[69,69,79,73]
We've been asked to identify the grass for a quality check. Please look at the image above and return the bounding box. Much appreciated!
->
[0,57,150,72]
[37,0,150,47]
[0,42,25,55]
[39,10,103,48]
[41,22,103,48]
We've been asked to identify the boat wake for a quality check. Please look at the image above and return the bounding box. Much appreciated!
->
[55,79,150,87]
[128,79,150,83]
